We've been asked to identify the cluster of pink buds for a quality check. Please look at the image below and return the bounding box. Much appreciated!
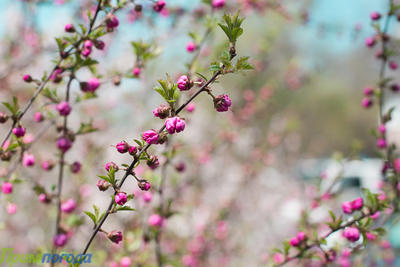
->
[289,232,307,247]
[82,40,93,57]
[106,13,119,30]
[342,227,360,242]
[214,94,232,112]
[341,197,363,214]
[165,116,186,134]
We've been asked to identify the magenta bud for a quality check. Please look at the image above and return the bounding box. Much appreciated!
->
[108,230,123,244]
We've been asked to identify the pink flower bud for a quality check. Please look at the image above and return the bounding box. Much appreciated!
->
[365,37,375,47]
[212,0,225,8]
[84,40,93,50]
[148,214,164,227]
[132,67,141,77]
[116,141,129,153]
[389,61,398,70]
[186,103,195,112]
[177,75,191,91]
[363,87,374,96]
[70,161,81,173]
[87,78,100,92]
[120,257,131,267]
[343,227,360,242]
[273,253,284,264]
[342,201,353,214]
[186,41,196,53]
[351,198,363,211]
[94,40,105,50]
[366,232,376,241]
[22,153,35,167]
[108,230,123,244]
[61,199,76,213]
[65,23,75,32]
[153,104,170,119]
[12,126,26,138]
[115,192,128,205]
[41,160,54,171]
[142,130,159,144]
[376,138,387,149]
[34,112,44,122]
[57,137,72,152]
[147,155,160,169]
[105,162,119,172]
[97,180,111,191]
[370,211,380,220]
[56,101,71,116]
[106,13,119,29]
[370,12,381,20]
[395,158,400,173]
[53,234,68,247]
[175,162,186,172]
[143,191,153,203]
[82,48,92,57]
[138,180,151,191]
[6,203,17,214]
[2,182,13,194]
[214,94,232,112]
[297,232,306,241]
[289,236,300,247]
[39,193,51,203]
[378,124,386,133]
[153,0,166,12]
[362,97,372,108]
[23,74,32,82]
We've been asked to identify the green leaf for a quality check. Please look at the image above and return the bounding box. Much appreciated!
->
[116,206,135,212]
[84,211,97,225]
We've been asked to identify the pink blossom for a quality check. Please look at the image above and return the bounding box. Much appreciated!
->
[143,191,153,203]
[273,253,284,264]
[212,0,225,8]
[376,138,387,149]
[165,117,186,134]
[361,97,372,108]
[365,37,375,47]
[133,67,141,77]
[186,41,196,53]
[56,101,71,116]
[351,198,363,211]
[120,257,131,267]
[2,182,13,194]
[186,103,195,112]
[343,227,360,242]
[57,137,72,152]
[34,112,44,122]
[108,230,123,244]
[177,75,190,91]
[61,199,76,213]
[12,126,26,138]
[115,192,128,205]
[53,234,68,247]
[370,12,381,20]
[142,130,159,144]
[214,94,232,112]
[6,203,17,214]
[148,214,164,227]
[370,211,380,220]
[116,141,129,153]
[22,153,35,167]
